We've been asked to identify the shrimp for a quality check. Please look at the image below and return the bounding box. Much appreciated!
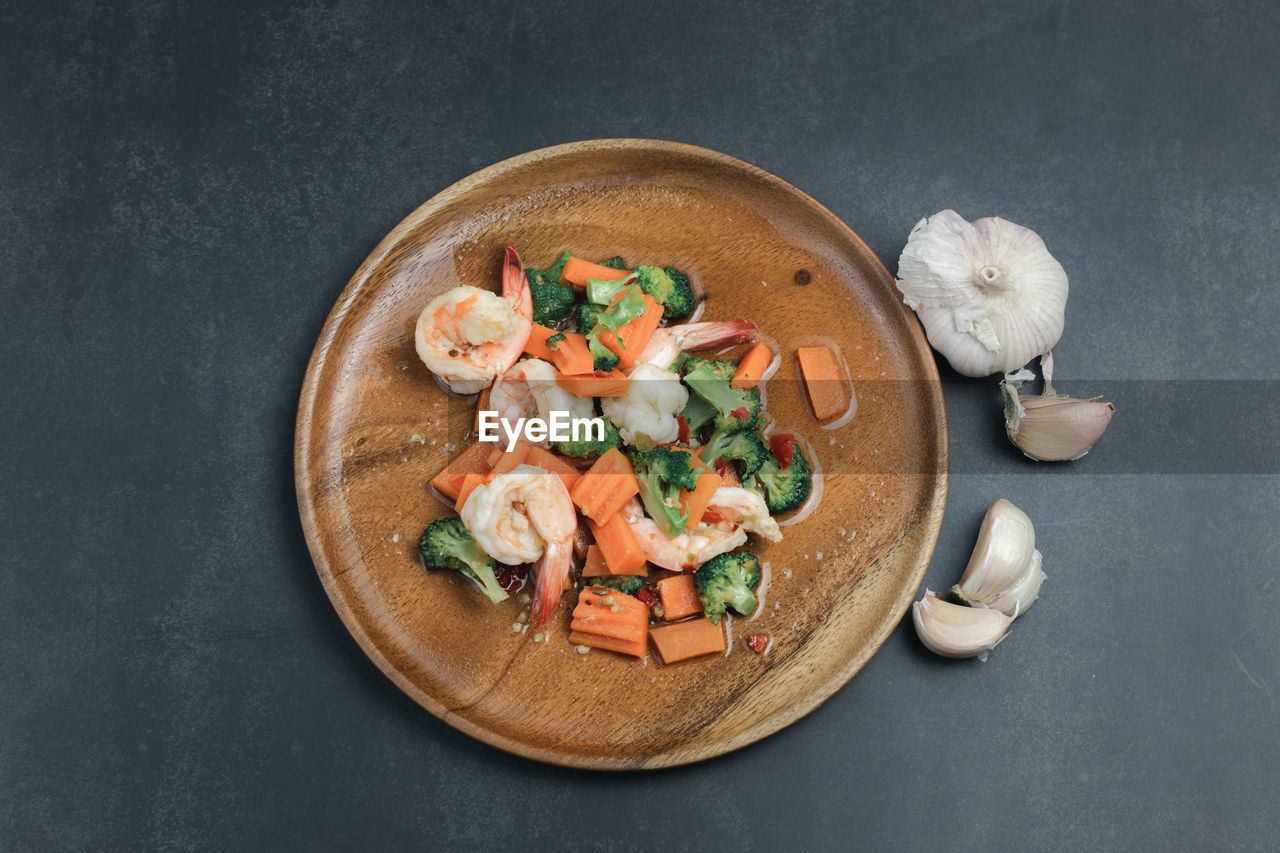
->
[459,464,577,624]
[415,244,533,394]
[600,362,688,446]
[489,358,595,427]
[620,498,747,571]
[704,486,782,542]
[637,319,757,370]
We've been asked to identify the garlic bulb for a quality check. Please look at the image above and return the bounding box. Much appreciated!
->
[912,590,1012,660]
[952,498,1046,617]
[1002,379,1114,462]
[896,210,1068,377]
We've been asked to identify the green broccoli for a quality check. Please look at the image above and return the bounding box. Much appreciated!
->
[742,443,813,514]
[587,335,620,371]
[633,264,696,321]
[585,274,637,306]
[680,393,718,437]
[548,417,622,458]
[694,552,762,624]
[625,446,701,538]
[576,301,606,334]
[597,256,627,270]
[676,354,733,380]
[682,361,762,429]
[583,576,646,596]
[418,518,507,603]
[699,424,770,477]
[526,251,576,324]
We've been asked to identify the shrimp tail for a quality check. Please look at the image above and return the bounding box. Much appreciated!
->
[502,243,533,319]
[683,319,758,350]
[529,540,571,624]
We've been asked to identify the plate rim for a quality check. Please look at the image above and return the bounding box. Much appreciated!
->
[294,138,948,769]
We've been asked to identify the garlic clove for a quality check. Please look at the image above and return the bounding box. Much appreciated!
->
[951,498,1043,616]
[1002,380,1115,461]
[912,590,1013,659]
[896,211,1068,377]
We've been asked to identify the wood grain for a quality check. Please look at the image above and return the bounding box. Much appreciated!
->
[294,139,947,769]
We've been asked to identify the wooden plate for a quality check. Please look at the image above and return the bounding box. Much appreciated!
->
[295,139,947,769]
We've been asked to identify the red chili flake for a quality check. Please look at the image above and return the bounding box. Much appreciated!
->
[815,614,825,622]
[746,633,769,654]
[635,587,657,607]
[730,406,750,421]
[493,564,527,593]
[769,433,796,469]
[676,415,690,444]
[701,508,724,524]
[713,456,728,477]
[680,562,696,572]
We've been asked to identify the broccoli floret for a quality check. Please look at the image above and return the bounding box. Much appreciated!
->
[625,446,701,538]
[633,264,696,321]
[576,302,606,334]
[742,443,813,514]
[583,576,646,596]
[683,361,762,429]
[676,355,734,381]
[548,417,622,458]
[586,335,620,371]
[418,518,507,603]
[597,256,627,270]
[680,393,717,437]
[694,551,762,624]
[526,251,576,324]
[699,425,770,477]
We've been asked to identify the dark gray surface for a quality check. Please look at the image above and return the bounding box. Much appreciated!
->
[3,1,1277,850]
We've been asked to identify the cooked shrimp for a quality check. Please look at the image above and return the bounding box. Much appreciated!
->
[415,244,533,394]
[704,486,782,542]
[638,319,757,370]
[489,358,595,428]
[600,362,688,446]
[459,464,576,623]
[620,498,746,571]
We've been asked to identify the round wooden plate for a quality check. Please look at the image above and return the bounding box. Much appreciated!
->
[295,139,947,769]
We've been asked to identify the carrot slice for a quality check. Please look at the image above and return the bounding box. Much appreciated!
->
[581,544,609,577]
[569,630,646,658]
[555,369,629,397]
[454,472,487,512]
[656,574,703,620]
[570,449,638,523]
[473,385,492,434]
[596,292,662,370]
[548,332,594,375]
[731,342,772,390]
[796,345,848,421]
[649,617,727,663]
[523,445,581,490]
[524,323,562,361]
[560,256,631,288]
[428,441,492,500]
[487,439,531,476]
[585,513,647,575]
[676,451,723,531]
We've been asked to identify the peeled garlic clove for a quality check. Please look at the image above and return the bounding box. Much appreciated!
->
[951,498,1043,616]
[1002,381,1114,461]
[912,590,1012,659]
[895,211,1068,377]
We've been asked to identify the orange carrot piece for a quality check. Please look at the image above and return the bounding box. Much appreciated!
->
[677,452,723,531]
[560,256,631,288]
[656,574,703,620]
[569,630,647,657]
[731,342,772,390]
[595,290,662,370]
[454,472,486,512]
[570,449,638,523]
[586,513,647,575]
[796,345,848,421]
[428,441,492,500]
[581,544,609,577]
[548,332,594,375]
[524,323,561,361]
[473,385,492,434]
[571,608,648,634]
[523,445,581,490]
[649,617,727,663]
[555,369,629,397]
[487,439,531,476]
